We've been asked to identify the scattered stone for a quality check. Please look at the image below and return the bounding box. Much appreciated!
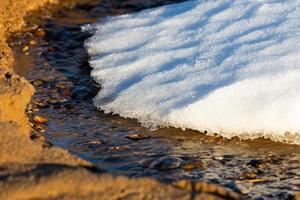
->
[25,24,39,31]
[149,156,183,170]
[48,98,68,104]
[87,140,102,145]
[35,28,46,37]
[48,47,55,52]
[22,45,29,52]
[125,133,150,141]
[109,145,129,151]
[33,115,48,123]
[29,39,36,45]
[139,157,156,168]
[31,79,46,87]
[182,159,206,171]
[35,124,47,132]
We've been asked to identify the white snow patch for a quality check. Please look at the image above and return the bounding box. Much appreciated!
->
[84,0,300,144]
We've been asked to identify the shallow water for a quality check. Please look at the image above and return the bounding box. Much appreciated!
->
[10,1,300,199]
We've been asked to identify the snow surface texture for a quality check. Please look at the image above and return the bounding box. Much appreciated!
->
[85,0,300,144]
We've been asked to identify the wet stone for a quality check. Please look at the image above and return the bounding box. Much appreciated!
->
[33,115,49,123]
[139,157,157,168]
[87,140,102,145]
[34,124,47,132]
[149,156,183,170]
[25,24,39,31]
[31,79,46,87]
[29,39,36,45]
[108,145,130,151]
[125,133,150,141]
[22,45,29,52]
[35,28,46,37]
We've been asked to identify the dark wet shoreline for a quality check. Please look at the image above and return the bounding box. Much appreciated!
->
[9,1,300,199]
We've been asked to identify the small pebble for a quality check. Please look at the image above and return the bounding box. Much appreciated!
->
[48,47,55,52]
[149,156,183,170]
[33,115,48,123]
[22,46,29,52]
[35,28,46,37]
[87,140,102,145]
[125,133,150,141]
[29,39,36,45]
[31,79,46,87]
[109,145,129,151]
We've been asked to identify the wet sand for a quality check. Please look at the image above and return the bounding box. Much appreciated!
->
[6,1,300,199]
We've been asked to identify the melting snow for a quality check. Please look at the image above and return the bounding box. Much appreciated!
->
[85,0,300,144]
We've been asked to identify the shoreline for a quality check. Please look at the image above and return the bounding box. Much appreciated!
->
[0,0,242,199]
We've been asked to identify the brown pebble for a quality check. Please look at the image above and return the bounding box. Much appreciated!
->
[125,133,150,141]
[88,140,102,145]
[31,79,46,87]
[109,145,129,151]
[29,39,36,45]
[22,46,29,52]
[48,47,55,52]
[33,115,48,123]
[35,28,46,37]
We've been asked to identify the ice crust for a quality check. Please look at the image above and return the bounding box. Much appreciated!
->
[85,0,300,144]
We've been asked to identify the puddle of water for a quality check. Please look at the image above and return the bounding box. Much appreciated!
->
[9,0,300,199]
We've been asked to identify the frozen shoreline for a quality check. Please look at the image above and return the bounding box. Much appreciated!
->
[86,0,300,144]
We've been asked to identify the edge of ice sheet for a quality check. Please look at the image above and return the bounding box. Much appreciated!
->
[84,0,300,144]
